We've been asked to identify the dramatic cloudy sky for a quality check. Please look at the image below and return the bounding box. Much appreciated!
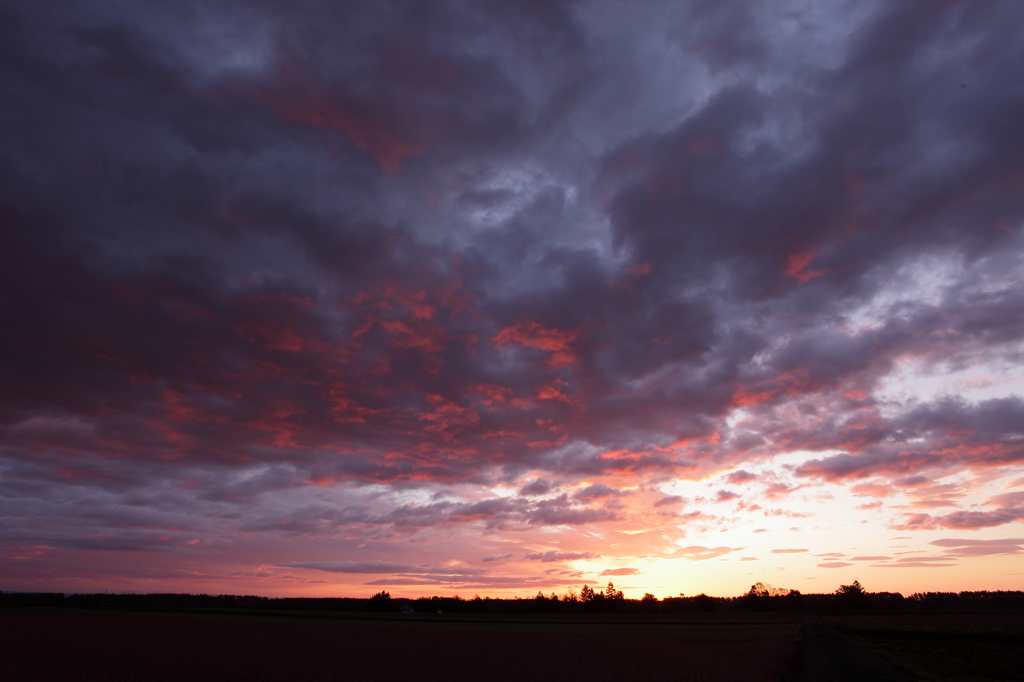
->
[2,0,1024,598]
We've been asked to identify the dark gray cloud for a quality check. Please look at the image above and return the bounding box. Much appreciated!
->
[1,0,1023,590]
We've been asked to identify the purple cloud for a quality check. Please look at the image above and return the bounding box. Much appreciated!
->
[931,538,1024,557]
[726,470,757,484]
[519,478,552,497]
[574,483,622,500]
[522,551,599,563]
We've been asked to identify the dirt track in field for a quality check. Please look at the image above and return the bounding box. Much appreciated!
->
[793,614,913,682]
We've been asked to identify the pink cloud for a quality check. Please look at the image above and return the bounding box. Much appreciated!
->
[715,489,740,502]
[600,568,640,576]
[873,560,956,568]
[726,470,757,484]
[894,500,1024,530]
[763,509,812,518]
[851,482,892,498]
[522,551,599,563]
[674,546,742,561]
[520,548,598,561]
[574,483,622,500]
[930,538,1024,557]
[763,483,794,498]
[894,475,931,487]
[987,491,1024,509]
[518,478,552,496]
[910,499,960,508]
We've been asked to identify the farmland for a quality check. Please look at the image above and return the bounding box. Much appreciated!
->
[823,613,1024,682]
[3,608,800,682]
[6,592,1024,681]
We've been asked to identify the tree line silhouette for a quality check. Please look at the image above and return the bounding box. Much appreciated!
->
[5,583,1023,614]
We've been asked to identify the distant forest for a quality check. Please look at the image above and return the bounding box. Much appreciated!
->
[4,582,1023,614]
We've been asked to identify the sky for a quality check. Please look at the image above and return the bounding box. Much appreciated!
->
[2,0,1024,599]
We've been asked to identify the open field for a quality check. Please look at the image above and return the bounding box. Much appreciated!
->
[2,608,800,682]
[823,613,1024,682]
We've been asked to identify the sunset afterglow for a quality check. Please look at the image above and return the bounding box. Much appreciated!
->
[2,0,1023,599]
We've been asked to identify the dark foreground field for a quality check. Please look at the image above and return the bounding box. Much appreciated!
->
[2,609,799,682]
[823,613,1024,682]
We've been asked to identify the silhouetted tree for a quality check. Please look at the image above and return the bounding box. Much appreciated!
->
[741,582,795,611]
[746,582,789,598]
[747,582,771,598]
[834,580,870,610]
[604,582,625,601]
[641,593,658,612]
[366,590,396,612]
[580,584,595,602]
[532,591,558,613]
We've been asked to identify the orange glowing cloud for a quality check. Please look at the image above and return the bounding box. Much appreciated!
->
[784,250,826,284]
[493,321,579,368]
